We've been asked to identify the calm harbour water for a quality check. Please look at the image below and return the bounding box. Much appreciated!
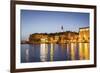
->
[21,43,89,63]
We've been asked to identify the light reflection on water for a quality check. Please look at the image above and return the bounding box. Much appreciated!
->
[21,43,89,63]
[40,44,48,62]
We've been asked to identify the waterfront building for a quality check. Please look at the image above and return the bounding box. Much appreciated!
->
[79,27,89,43]
[28,27,89,44]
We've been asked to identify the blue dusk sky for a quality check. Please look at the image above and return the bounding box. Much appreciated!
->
[21,10,89,40]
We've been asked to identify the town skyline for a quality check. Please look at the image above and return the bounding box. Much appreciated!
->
[21,10,89,40]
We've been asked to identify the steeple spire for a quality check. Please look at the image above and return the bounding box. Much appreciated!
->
[61,25,64,32]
